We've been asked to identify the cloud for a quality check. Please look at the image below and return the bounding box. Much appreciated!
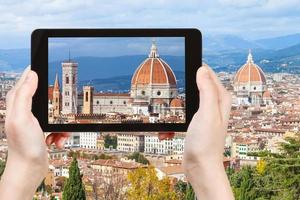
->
[0,0,299,48]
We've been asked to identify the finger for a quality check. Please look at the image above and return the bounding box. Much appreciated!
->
[205,65,232,122]
[46,132,70,146]
[54,137,68,149]
[196,66,221,120]
[14,70,38,113]
[45,134,55,146]
[14,66,31,91]
[158,132,175,140]
[5,66,31,116]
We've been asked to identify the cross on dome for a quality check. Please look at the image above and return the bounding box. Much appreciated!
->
[149,39,159,58]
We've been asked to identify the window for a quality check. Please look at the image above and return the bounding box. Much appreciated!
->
[242,86,246,90]
[141,91,145,95]
[55,98,58,103]
[85,92,89,102]
[72,75,75,84]
[157,91,161,96]
[96,101,99,105]
[123,101,126,105]
[253,86,256,90]
[110,101,113,105]
[66,76,69,84]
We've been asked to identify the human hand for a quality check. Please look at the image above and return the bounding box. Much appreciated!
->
[183,65,234,200]
[0,66,70,200]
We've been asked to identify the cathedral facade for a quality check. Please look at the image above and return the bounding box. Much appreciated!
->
[48,42,185,123]
[233,51,271,106]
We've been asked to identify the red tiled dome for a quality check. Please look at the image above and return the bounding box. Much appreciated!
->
[234,51,266,84]
[263,90,271,98]
[170,98,184,107]
[131,42,177,86]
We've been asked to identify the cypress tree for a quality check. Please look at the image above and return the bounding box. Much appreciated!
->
[62,156,86,200]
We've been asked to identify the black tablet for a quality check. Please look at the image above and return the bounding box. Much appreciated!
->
[31,28,202,132]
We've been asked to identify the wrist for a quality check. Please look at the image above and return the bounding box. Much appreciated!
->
[184,159,234,200]
[0,155,47,200]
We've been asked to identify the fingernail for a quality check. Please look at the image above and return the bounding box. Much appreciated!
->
[25,71,34,82]
[199,66,210,79]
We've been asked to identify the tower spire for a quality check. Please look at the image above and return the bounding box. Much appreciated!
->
[54,73,60,90]
[68,49,71,62]
[149,39,159,58]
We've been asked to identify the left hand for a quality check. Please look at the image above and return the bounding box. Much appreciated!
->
[0,66,70,200]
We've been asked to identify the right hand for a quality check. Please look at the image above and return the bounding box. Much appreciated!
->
[183,65,234,200]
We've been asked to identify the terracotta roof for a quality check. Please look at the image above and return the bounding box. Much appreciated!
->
[91,159,145,169]
[48,86,54,100]
[263,90,271,98]
[234,51,266,84]
[170,98,184,107]
[93,93,130,97]
[131,43,177,86]
[159,165,184,175]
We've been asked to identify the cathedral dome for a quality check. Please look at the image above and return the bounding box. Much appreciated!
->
[170,98,184,107]
[234,51,266,84]
[131,42,177,86]
[263,90,271,98]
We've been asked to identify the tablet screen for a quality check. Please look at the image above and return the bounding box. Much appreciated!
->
[48,37,185,124]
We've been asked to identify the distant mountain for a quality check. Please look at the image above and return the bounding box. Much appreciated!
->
[203,34,262,52]
[255,33,300,50]
[0,49,29,72]
[1,33,300,75]
[48,55,185,85]
[205,43,300,74]
[77,71,185,92]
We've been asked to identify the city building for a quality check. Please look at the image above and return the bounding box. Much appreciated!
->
[117,132,144,152]
[79,132,98,149]
[144,133,185,155]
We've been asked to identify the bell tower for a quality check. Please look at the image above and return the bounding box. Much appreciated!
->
[53,73,60,117]
[61,55,78,114]
[83,86,94,114]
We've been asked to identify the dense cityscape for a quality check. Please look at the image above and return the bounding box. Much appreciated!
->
[48,41,185,125]
[0,50,299,199]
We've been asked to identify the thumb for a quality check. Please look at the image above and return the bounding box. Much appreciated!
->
[196,66,220,119]
[14,70,38,113]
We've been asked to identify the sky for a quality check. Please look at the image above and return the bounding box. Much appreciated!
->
[0,0,300,49]
[48,37,185,61]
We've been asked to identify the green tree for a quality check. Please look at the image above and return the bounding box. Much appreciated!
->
[174,180,195,200]
[62,156,86,200]
[228,136,300,200]
[127,152,150,165]
[104,135,117,149]
[0,159,6,178]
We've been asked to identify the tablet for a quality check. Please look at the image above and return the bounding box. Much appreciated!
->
[31,28,202,132]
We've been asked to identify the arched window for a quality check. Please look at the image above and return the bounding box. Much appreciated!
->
[157,91,161,96]
[66,76,69,84]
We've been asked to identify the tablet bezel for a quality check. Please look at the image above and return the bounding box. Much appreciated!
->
[31,28,202,132]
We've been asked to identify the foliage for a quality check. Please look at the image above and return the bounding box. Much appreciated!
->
[228,136,300,200]
[174,180,195,200]
[127,166,178,200]
[0,159,6,178]
[62,156,86,200]
[104,135,117,149]
[256,159,266,175]
[127,152,150,165]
